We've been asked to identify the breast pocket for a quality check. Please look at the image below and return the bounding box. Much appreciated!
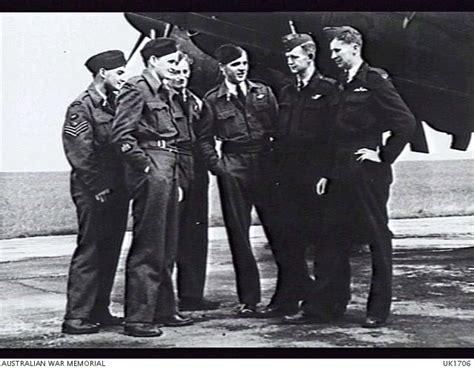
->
[146,101,177,137]
[215,106,242,139]
[345,91,372,107]
[298,97,330,134]
[343,91,376,130]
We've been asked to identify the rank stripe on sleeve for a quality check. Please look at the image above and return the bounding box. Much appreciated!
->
[64,121,89,137]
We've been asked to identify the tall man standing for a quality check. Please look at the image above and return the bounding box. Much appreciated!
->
[196,44,282,315]
[112,38,193,338]
[269,33,341,318]
[166,55,220,311]
[62,50,129,334]
[299,26,416,327]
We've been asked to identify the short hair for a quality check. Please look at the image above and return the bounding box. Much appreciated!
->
[330,27,363,47]
[300,41,317,60]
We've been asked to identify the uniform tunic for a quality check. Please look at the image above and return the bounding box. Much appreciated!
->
[170,89,211,302]
[304,63,416,321]
[196,80,282,306]
[112,69,183,323]
[62,83,129,321]
[274,71,340,308]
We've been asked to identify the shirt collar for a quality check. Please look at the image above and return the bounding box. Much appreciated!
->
[346,59,364,83]
[296,63,316,89]
[142,68,164,94]
[87,83,108,107]
[217,79,257,99]
[224,79,247,96]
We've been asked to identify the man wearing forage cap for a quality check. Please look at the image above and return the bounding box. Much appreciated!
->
[195,44,283,316]
[270,31,344,322]
[112,37,194,337]
[304,25,415,328]
[62,50,129,334]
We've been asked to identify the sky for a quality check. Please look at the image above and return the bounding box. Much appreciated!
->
[1,13,473,172]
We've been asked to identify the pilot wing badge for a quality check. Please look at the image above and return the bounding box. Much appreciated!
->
[353,87,369,92]
[311,94,323,100]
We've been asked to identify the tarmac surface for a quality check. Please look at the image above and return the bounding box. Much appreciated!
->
[0,216,473,348]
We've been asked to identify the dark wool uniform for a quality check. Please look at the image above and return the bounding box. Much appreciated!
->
[62,84,129,321]
[274,71,340,308]
[112,69,183,323]
[196,79,281,306]
[170,89,211,302]
[303,63,416,321]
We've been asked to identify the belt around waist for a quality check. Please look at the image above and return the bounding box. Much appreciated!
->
[222,140,274,154]
[139,140,193,155]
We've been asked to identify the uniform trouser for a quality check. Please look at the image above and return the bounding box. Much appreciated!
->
[303,158,393,321]
[65,178,129,320]
[272,153,327,307]
[176,153,210,300]
[125,149,179,323]
[216,151,283,306]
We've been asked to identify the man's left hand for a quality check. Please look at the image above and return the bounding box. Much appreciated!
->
[355,146,382,163]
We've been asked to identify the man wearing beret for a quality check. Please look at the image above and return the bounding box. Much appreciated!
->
[267,33,342,320]
[61,50,129,334]
[112,38,193,337]
[166,54,220,312]
[195,44,282,315]
[299,26,416,327]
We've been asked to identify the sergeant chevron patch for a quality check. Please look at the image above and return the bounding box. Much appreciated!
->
[64,121,89,137]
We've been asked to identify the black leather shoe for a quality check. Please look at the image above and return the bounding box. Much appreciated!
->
[124,323,164,337]
[91,313,124,326]
[179,298,220,311]
[236,304,259,317]
[361,317,386,328]
[155,313,194,327]
[62,319,100,335]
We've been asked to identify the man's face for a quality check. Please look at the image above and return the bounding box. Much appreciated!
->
[285,45,312,75]
[330,39,358,70]
[168,58,191,91]
[151,51,181,80]
[103,66,126,92]
[221,52,248,84]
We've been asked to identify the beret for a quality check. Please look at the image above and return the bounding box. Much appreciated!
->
[281,33,314,52]
[85,50,126,74]
[323,26,362,42]
[140,37,178,61]
[214,44,245,65]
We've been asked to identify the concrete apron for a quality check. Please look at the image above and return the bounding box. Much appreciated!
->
[0,216,473,348]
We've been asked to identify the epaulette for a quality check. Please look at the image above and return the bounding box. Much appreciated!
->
[318,74,338,86]
[126,75,145,87]
[248,79,268,88]
[68,91,89,109]
[366,67,391,84]
[203,85,220,100]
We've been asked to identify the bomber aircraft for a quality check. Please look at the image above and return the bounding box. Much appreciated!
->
[124,12,474,153]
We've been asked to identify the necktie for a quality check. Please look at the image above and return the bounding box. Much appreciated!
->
[236,84,245,103]
[297,78,304,92]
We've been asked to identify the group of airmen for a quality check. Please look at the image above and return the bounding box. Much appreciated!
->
[61,25,416,338]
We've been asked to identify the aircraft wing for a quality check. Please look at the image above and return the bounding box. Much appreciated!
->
[125,12,474,152]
